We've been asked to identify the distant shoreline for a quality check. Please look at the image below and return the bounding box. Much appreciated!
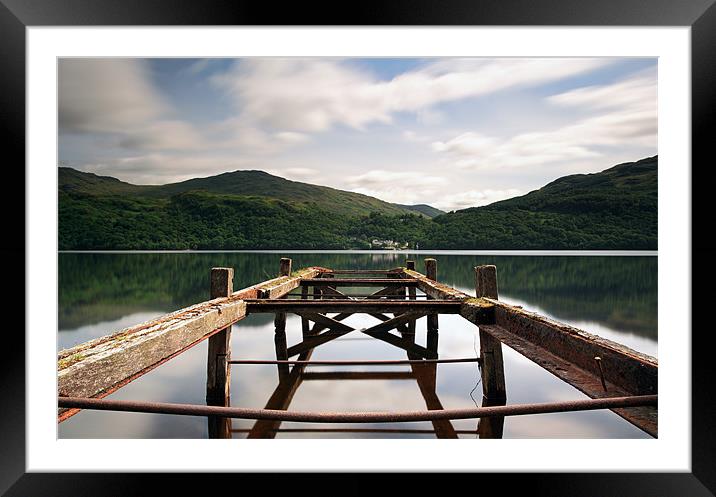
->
[58,249,658,256]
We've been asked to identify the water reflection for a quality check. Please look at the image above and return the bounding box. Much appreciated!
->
[58,252,656,439]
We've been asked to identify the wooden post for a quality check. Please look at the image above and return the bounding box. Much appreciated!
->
[279,257,292,277]
[207,267,233,438]
[406,260,416,334]
[425,258,437,281]
[424,258,439,350]
[300,284,311,339]
[475,264,506,439]
[207,267,233,404]
[275,258,291,379]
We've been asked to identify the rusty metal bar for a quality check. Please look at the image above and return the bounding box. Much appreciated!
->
[301,278,419,286]
[230,428,483,434]
[58,394,657,424]
[321,269,403,275]
[228,357,481,366]
[302,371,415,380]
[286,293,430,299]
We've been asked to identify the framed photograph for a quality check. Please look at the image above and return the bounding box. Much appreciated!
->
[6,0,715,495]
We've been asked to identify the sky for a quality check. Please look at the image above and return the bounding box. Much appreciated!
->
[58,57,657,211]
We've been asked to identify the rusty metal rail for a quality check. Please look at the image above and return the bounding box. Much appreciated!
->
[227,357,481,366]
[58,394,657,423]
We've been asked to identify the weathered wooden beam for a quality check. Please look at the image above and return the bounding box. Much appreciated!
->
[478,323,657,436]
[57,264,327,421]
[400,268,472,300]
[230,266,325,300]
[459,286,657,435]
[245,299,464,315]
[58,296,248,419]
[491,300,657,396]
[258,267,325,299]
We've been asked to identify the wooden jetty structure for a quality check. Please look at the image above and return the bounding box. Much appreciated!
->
[57,258,658,438]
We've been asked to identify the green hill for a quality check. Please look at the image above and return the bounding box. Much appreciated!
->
[59,167,417,217]
[58,156,657,250]
[426,156,657,250]
[395,203,446,218]
[484,155,657,214]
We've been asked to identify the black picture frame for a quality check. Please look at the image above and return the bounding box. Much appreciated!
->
[4,0,715,495]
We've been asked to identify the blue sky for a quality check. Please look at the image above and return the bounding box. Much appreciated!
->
[58,57,657,211]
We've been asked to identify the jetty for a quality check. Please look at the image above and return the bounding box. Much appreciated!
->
[57,258,658,438]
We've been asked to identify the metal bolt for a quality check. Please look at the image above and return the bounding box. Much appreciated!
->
[594,356,607,392]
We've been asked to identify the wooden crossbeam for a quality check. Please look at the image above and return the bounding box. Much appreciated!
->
[307,287,394,334]
[360,312,436,359]
[245,300,464,315]
[311,313,352,334]
[297,312,354,333]
[286,320,356,357]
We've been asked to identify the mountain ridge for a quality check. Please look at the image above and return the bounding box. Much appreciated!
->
[58,167,443,218]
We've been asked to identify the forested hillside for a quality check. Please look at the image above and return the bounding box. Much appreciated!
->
[58,156,657,250]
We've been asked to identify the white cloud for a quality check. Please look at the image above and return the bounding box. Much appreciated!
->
[58,59,307,159]
[343,170,449,205]
[274,131,310,144]
[265,167,320,182]
[432,188,523,211]
[59,59,167,134]
[213,58,611,133]
[432,70,657,170]
[118,120,203,151]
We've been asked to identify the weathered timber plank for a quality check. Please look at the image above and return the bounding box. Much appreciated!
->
[245,300,462,314]
[257,267,325,299]
[58,298,247,404]
[488,299,657,396]
[400,268,472,300]
[459,299,497,325]
[479,324,657,437]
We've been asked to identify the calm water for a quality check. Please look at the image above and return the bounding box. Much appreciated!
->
[58,251,657,439]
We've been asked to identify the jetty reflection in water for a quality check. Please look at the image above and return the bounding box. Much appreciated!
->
[58,252,656,439]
